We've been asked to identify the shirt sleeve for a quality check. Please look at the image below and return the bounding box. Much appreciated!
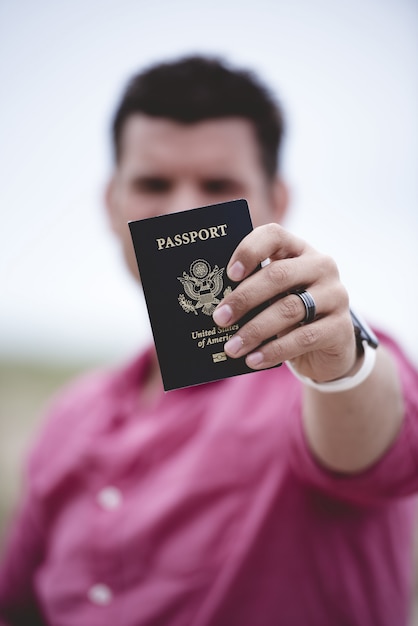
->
[0,474,46,625]
[0,368,112,626]
[289,333,418,506]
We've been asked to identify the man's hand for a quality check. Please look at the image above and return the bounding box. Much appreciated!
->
[213,222,404,473]
[213,223,357,383]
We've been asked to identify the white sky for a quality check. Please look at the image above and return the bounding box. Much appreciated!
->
[1,0,417,366]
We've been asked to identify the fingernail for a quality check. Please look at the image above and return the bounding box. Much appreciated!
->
[228,261,245,282]
[224,335,243,356]
[213,304,233,326]
[246,351,263,367]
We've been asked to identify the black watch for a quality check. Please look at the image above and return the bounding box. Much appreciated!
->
[350,309,379,355]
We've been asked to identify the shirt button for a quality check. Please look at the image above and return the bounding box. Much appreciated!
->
[88,583,113,605]
[96,486,122,511]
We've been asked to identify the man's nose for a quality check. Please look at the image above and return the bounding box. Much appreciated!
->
[167,185,207,214]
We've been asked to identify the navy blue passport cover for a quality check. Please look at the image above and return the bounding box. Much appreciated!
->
[129,199,263,391]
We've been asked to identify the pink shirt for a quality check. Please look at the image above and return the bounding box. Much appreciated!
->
[1,333,418,626]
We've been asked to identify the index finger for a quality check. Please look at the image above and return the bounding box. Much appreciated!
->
[227,223,307,282]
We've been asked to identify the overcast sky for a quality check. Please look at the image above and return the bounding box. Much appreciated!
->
[1,0,417,367]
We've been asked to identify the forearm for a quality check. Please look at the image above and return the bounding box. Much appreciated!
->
[302,345,404,473]
[212,223,410,476]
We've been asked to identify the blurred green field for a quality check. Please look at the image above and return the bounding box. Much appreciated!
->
[1,359,417,623]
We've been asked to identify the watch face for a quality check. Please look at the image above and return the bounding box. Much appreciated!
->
[350,309,379,349]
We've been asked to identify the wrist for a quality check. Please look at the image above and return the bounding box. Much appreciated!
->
[286,341,377,393]
[286,309,379,393]
[339,342,366,379]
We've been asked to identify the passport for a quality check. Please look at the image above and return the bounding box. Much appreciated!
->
[129,199,267,391]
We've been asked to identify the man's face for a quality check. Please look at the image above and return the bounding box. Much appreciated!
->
[106,114,286,279]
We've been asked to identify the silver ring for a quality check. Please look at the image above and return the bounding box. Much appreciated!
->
[291,289,316,325]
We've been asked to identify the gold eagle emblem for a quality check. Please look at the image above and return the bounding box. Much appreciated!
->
[178,259,231,316]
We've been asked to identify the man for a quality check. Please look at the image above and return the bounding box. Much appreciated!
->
[0,55,417,626]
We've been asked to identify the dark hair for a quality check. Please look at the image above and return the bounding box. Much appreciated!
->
[112,55,285,178]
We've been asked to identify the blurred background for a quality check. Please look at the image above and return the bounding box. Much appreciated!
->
[0,0,417,614]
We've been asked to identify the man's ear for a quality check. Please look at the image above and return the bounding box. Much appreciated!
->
[270,176,290,224]
[104,175,119,235]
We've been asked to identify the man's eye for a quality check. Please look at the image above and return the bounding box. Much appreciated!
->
[203,179,238,194]
[133,178,171,193]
